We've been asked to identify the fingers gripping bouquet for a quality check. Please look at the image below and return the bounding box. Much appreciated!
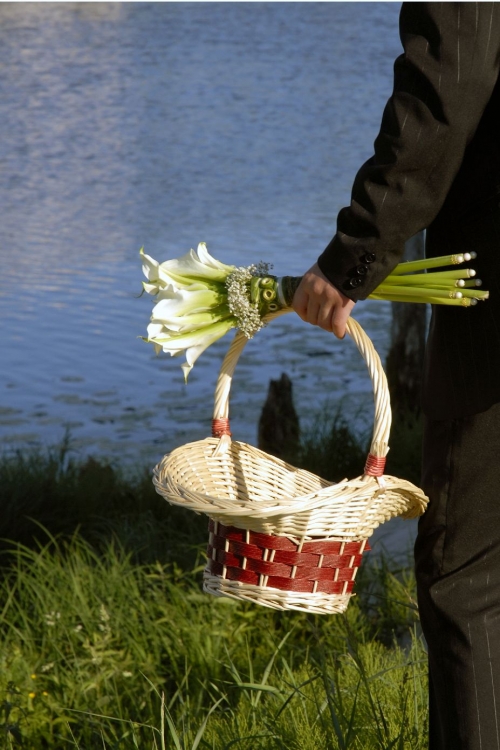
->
[141,242,488,379]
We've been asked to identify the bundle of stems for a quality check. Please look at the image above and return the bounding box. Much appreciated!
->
[279,252,488,308]
[367,251,488,307]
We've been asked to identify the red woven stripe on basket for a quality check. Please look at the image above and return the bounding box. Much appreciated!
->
[206,521,370,594]
[272,548,363,565]
[210,536,260,558]
[209,522,300,552]
[208,521,369,557]
[206,552,359,581]
[207,548,363,579]
[301,540,365,555]
[207,559,357,594]
[208,546,363,572]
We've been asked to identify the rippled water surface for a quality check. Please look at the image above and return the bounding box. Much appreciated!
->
[1,2,403,471]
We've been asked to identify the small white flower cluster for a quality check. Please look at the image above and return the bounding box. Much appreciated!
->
[98,603,111,633]
[226,263,272,339]
[44,611,61,627]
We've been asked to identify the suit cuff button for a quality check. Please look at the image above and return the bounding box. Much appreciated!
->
[356,264,368,276]
[349,277,362,288]
[362,253,376,264]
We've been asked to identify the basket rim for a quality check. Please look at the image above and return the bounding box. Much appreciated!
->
[153,436,428,520]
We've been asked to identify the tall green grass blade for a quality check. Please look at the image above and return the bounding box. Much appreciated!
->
[274,672,320,720]
[162,705,183,750]
[191,698,224,750]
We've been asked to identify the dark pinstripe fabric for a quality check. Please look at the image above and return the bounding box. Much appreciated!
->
[416,408,500,749]
[314,4,500,748]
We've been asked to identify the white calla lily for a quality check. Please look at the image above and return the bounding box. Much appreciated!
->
[146,321,166,338]
[141,244,243,379]
[140,248,158,277]
[196,242,235,273]
[156,265,219,291]
[152,288,223,320]
[150,319,236,353]
[141,244,233,295]
[152,307,232,334]
[148,318,236,381]
[179,319,235,381]
[159,243,235,285]
[140,250,162,295]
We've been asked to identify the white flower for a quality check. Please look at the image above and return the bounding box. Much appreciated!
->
[141,243,278,380]
[142,244,240,380]
[148,318,236,381]
[44,611,61,627]
[141,243,234,296]
[161,241,234,281]
[152,288,224,322]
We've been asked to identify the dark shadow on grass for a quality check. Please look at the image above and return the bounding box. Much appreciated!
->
[0,438,207,569]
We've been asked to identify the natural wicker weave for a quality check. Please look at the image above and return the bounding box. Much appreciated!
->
[153,311,428,614]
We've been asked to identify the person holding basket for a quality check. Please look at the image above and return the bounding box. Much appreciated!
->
[293,4,500,748]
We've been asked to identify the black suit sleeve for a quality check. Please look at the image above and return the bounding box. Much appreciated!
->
[318,2,500,301]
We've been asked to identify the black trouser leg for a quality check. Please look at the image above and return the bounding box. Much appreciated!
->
[415,404,500,749]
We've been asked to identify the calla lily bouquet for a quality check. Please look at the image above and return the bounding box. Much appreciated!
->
[141,243,488,380]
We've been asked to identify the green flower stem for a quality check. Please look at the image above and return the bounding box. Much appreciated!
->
[369,292,475,306]
[382,279,464,290]
[454,288,489,300]
[375,284,463,299]
[389,252,476,276]
[275,273,486,309]
[376,284,488,301]
[382,269,476,284]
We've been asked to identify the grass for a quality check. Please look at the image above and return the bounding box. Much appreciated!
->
[0,434,207,567]
[297,408,423,487]
[0,537,427,748]
[0,411,427,748]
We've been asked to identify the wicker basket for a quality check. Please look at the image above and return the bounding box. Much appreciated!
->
[153,311,428,614]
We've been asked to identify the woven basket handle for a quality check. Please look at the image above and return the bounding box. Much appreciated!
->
[212,311,391,474]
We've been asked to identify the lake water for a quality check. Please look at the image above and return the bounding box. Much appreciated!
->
[0,2,416,553]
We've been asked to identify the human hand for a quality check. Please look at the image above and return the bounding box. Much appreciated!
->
[291,262,355,339]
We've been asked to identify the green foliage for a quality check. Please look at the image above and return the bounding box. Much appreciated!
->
[0,438,207,568]
[0,535,427,748]
[0,416,427,748]
[297,410,369,483]
[297,407,422,486]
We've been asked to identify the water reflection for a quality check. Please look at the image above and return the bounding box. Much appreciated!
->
[1,2,401,467]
